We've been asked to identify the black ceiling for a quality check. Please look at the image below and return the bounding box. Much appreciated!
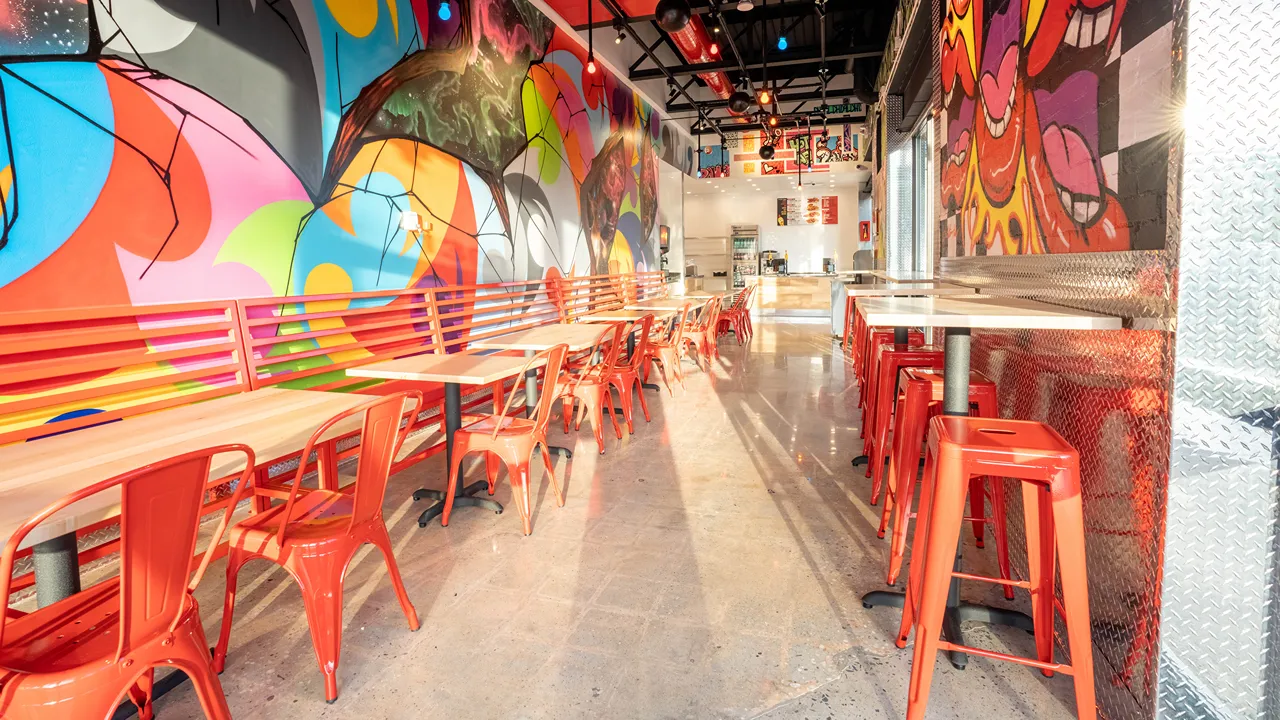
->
[579,0,896,130]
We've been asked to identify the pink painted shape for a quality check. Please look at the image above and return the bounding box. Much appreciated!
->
[1042,123,1102,198]
[114,70,310,304]
[980,46,1018,122]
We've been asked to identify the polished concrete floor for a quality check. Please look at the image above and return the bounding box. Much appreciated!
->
[156,318,1079,719]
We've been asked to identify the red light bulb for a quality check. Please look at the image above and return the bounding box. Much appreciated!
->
[709,42,720,55]
[587,58,597,74]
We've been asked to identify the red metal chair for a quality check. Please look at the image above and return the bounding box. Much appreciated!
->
[0,444,255,720]
[717,286,755,344]
[683,299,721,368]
[608,314,655,434]
[555,323,625,454]
[897,416,1096,720]
[442,344,569,535]
[213,392,424,704]
[644,302,692,395]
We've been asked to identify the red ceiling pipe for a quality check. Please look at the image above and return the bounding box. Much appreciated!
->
[667,15,733,98]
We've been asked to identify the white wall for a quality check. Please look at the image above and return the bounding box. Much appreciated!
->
[657,161,685,277]
[684,184,863,273]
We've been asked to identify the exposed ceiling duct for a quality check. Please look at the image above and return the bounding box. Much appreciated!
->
[664,14,734,99]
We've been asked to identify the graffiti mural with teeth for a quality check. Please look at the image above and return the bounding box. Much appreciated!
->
[940,0,1171,256]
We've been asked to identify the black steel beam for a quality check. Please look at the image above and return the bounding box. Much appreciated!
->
[574,0,820,29]
[632,48,881,80]
[594,0,723,138]
[667,87,852,112]
[709,113,868,135]
[629,36,667,73]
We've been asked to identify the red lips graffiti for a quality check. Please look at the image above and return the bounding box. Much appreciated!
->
[941,0,1131,254]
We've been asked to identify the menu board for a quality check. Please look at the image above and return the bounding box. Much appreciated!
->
[777,196,838,225]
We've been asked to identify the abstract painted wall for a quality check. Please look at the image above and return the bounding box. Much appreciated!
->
[0,0,694,311]
[939,0,1173,256]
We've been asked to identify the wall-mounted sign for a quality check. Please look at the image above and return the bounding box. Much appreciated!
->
[777,196,838,225]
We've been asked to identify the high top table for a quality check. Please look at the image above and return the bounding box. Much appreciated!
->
[347,352,545,527]
[853,295,1122,669]
[839,281,977,348]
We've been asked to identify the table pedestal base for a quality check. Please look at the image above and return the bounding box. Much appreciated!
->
[414,480,503,527]
[861,589,1033,670]
[851,455,868,466]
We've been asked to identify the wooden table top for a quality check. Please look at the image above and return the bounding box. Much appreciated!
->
[0,389,373,549]
[625,298,703,311]
[470,324,606,352]
[346,351,543,385]
[856,296,1123,330]
[843,282,976,298]
[581,309,677,322]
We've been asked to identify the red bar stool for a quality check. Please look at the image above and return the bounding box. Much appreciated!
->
[879,368,1012,599]
[897,415,1096,720]
[862,343,943,498]
[857,329,923,411]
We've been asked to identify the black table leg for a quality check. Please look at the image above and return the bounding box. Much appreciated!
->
[861,326,1032,670]
[33,532,81,608]
[522,351,573,458]
[414,382,504,526]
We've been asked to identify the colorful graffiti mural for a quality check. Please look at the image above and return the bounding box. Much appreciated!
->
[939,0,1173,256]
[730,124,860,176]
[697,145,730,178]
[0,0,693,311]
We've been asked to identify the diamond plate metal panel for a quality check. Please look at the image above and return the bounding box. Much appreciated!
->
[1157,1,1280,719]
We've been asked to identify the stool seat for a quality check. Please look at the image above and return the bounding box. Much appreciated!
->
[930,415,1078,473]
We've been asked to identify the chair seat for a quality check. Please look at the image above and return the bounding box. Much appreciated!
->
[0,579,195,674]
[233,489,354,545]
[460,414,537,436]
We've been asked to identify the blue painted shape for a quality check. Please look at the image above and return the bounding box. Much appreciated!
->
[27,408,120,442]
[0,62,114,288]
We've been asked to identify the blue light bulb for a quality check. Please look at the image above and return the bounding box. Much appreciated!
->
[777,36,788,51]
[438,1,452,21]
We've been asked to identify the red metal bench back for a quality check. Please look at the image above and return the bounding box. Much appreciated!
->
[0,301,248,446]
[431,279,560,354]
[626,271,668,303]
[554,274,627,321]
[236,287,443,392]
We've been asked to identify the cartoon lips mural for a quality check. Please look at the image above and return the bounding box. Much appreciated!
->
[1024,0,1125,76]
[975,44,1023,204]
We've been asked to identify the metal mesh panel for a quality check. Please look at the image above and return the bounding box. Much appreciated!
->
[940,250,1176,720]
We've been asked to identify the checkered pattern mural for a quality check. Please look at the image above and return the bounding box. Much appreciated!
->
[939,0,1174,256]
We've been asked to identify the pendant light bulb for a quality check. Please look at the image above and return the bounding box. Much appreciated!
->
[437,0,451,20]
[587,54,597,74]
[709,42,720,55]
